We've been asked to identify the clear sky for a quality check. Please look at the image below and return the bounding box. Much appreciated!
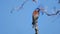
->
[0,0,60,34]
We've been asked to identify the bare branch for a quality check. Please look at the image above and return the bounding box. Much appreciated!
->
[10,0,28,14]
[39,7,60,16]
[44,10,60,16]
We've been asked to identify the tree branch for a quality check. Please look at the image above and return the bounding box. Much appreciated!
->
[10,0,28,13]
[37,6,60,16]
[44,10,60,16]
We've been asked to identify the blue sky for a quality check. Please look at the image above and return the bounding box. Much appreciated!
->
[0,0,60,34]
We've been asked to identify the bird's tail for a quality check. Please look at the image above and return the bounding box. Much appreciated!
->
[32,21,35,28]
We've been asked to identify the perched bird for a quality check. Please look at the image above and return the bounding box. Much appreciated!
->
[32,8,40,28]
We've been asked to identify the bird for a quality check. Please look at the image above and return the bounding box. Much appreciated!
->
[32,8,40,28]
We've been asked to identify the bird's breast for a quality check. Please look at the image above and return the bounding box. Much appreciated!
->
[33,11,39,16]
[33,11,39,18]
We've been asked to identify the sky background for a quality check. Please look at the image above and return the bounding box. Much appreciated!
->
[0,0,60,34]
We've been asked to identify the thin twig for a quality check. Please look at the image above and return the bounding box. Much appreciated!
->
[10,0,28,13]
